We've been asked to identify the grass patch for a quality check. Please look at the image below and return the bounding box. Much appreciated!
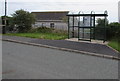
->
[108,39,120,52]
[5,27,68,40]
[5,33,67,40]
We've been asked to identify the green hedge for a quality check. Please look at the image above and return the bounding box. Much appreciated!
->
[106,22,120,40]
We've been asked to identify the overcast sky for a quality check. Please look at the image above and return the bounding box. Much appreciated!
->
[0,0,119,2]
[0,0,120,22]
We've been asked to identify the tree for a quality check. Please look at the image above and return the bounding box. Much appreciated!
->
[107,22,120,38]
[11,9,35,32]
[96,18,120,40]
[96,18,109,27]
[95,18,109,40]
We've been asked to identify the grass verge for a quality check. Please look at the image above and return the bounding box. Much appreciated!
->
[108,39,120,52]
[5,33,67,40]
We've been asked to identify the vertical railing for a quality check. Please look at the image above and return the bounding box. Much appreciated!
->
[93,16,95,40]
[78,21,80,40]
[68,16,70,39]
[90,11,95,41]
[78,11,84,40]
[103,11,108,43]
[72,16,74,38]
[90,15,92,42]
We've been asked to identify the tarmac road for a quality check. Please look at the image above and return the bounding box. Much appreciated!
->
[2,41,119,79]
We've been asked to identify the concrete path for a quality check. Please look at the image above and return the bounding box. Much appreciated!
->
[65,38,108,45]
[2,35,120,58]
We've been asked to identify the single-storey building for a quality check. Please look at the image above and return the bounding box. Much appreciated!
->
[32,11,69,30]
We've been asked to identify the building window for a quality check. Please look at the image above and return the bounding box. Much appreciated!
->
[50,23,54,28]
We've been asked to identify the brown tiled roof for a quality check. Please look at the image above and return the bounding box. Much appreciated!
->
[31,11,69,20]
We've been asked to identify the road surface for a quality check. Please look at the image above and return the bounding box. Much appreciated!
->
[2,41,119,79]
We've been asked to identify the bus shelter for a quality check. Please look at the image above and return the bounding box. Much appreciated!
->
[67,11,108,43]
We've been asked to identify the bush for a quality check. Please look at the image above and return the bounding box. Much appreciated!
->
[107,22,120,40]
[10,9,35,33]
[95,18,109,40]
[96,18,120,40]
[28,27,53,33]
[28,27,67,35]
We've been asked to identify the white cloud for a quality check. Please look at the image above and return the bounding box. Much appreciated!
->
[1,0,119,2]
[0,0,119,22]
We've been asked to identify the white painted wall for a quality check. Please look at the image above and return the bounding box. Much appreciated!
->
[33,22,68,30]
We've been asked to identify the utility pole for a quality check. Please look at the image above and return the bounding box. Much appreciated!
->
[5,0,7,17]
[3,0,7,34]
